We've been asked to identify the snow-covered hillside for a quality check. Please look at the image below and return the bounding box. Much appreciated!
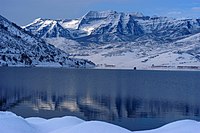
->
[45,38,200,70]
[23,11,200,70]
[0,15,95,67]
[24,10,200,43]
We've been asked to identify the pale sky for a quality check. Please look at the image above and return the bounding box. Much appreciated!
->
[0,0,200,26]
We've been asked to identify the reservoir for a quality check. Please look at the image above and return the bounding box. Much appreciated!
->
[0,67,200,131]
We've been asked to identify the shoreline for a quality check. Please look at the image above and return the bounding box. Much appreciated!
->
[1,65,200,72]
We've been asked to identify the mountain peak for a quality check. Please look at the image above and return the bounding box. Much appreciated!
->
[83,10,146,19]
[130,12,144,17]
[83,10,118,19]
[24,10,200,43]
[34,17,42,22]
[0,14,95,67]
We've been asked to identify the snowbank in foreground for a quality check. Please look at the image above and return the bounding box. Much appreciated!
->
[0,111,200,133]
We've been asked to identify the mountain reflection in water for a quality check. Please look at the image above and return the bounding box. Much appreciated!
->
[0,67,200,131]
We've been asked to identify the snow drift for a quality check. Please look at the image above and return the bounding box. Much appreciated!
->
[0,111,199,133]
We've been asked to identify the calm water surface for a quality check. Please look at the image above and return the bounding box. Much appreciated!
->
[0,67,200,131]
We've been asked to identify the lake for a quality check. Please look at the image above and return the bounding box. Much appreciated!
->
[0,67,200,131]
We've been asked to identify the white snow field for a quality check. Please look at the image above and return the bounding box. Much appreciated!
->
[0,111,200,133]
[23,10,200,70]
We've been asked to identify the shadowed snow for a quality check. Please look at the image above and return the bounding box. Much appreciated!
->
[0,111,200,133]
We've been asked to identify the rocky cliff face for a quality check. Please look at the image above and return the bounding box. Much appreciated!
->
[24,10,200,43]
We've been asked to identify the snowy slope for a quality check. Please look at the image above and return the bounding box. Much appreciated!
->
[73,42,200,70]
[0,15,95,67]
[1,111,200,133]
[40,37,200,70]
[43,37,200,70]
[24,10,200,43]
[23,11,200,69]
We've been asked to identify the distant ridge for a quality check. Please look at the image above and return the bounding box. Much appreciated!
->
[24,10,200,43]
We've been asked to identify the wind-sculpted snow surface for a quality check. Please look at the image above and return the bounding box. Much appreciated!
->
[0,15,95,67]
[134,120,200,133]
[0,112,200,133]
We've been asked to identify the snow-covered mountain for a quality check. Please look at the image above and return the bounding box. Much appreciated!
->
[24,10,200,43]
[0,15,95,67]
[23,11,200,69]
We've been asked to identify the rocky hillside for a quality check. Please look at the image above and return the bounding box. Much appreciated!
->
[0,15,95,67]
[24,10,200,44]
